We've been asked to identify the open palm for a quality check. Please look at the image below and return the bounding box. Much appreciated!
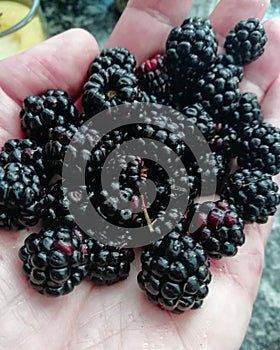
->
[0,0,279,349]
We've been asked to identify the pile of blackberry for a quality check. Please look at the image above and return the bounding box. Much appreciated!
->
[0,17,279,315]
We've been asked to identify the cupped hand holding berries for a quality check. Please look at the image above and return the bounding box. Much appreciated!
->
[0,0,279,349]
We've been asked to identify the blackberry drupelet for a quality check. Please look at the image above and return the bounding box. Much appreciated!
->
[192,62,241,121]
[86,238,135,285]
[0,162,43,229]
[166,17,218,79]
[0,138,48,185]
[137,228,211,313]
[88,48,136,76]
[215,54,243,81]
[186,199,245,259]
[236,122,280,175]
[18,226,89,296]
[20,89,80,140]
[136,54,170,100]
[226,92,263,129]
[83,65,138,116]
[221,168,280,223]
[224,18,267,65]
[181,103,215,142]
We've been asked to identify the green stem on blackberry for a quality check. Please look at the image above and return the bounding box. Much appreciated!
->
[140,194,154,233]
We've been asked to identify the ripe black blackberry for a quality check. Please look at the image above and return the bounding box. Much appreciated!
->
[221,168,280,223]
[119,156,147,194]
[224,18,267,65]
[83,65,138,116]
[44,123,101,177]
[226,92,263,129]
[236,122,280,175]
[187,152,230,196]
[88,48,136,76]
[137,228,211,313]
[20,89,80,140]
[181,103,215,141]
[0,162,43,229]
[186,199,245,259]
[18,226,89,296]
[136,54,170,101]
[166,17,218,79]
[215,54,243,81]
[192,62,241,121]
[0,138,48,185]
[86,238,135,285]
[41,180,90,229]
[210,123,238,161]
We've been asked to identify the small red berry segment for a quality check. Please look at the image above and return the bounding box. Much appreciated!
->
[186,199,245,259]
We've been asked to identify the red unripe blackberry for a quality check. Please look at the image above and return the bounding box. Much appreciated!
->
[186,199,245,259]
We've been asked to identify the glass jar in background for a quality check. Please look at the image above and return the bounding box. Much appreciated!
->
[0,0,48,60]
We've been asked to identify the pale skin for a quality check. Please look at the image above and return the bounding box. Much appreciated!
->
[0,0,279,349]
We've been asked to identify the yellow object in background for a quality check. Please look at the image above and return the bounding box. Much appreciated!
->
[0,1,46,60]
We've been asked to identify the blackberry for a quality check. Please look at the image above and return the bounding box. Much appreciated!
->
[41,180,90,229]
[137,228,211,313]
[236,122,280,175]
[221,168,280,223]
[187,152,230,196]
[0,162,43,229]
[192,62,241,121]
[226,92,263,129]
[20,89,80,140]
[83,66,138,116]
[136,54,170,100]
[0,138,48,185]
[186,199,245,259]
[88,48,136,76]
[44,123,101,177]
[18,226,89,296]
[224,18,267,65]
[86,239,135,285]
[210,123,238,160]
[215,54,243,81]
[180,103,215,141]
[166,17,218,79]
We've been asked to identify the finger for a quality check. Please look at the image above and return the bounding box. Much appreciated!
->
[106,0,194,63]
[209,0,270,43]
[0,29,99,105]
[261,74,280,125]
[239,19,280,101]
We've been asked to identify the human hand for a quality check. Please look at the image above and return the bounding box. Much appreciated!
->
[0,0,279,349]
